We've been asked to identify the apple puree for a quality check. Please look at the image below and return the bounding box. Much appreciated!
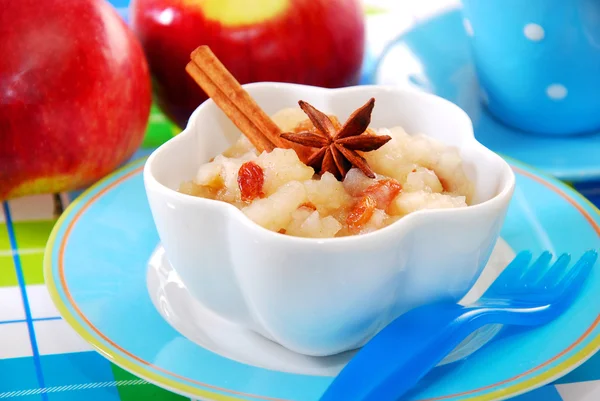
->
[179,107,474,238]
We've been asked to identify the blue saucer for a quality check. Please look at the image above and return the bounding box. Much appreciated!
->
[369,9,600,184]
[44,156,600,401]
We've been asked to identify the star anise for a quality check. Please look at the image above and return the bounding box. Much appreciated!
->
[279,98,391,179]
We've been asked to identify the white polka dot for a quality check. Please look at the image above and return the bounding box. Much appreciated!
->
[524,23,545,41]
[546,84,568,100]
[463,18,474,37]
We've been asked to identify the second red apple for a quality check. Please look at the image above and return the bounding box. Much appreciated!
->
[130,0,366,128]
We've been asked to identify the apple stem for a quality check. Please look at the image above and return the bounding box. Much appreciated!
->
[53,193,64,218]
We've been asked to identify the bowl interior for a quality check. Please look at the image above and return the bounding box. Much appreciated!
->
[148,83,512,207]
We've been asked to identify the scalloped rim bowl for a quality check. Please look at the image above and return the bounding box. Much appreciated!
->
[143,82,515,356]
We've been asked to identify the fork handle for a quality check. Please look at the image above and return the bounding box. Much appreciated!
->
[319,303,495,401]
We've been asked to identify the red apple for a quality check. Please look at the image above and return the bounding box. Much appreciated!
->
[0,0,152,201]
[130,0,365,128]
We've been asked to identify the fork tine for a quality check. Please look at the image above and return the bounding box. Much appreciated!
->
[487,251,532,293]
[537,253,572,290]
[522,251,553,287]
[554,250,598,293]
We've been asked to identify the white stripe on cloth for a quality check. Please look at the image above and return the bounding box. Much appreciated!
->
[0,379,147,398]
[0,248,46,257]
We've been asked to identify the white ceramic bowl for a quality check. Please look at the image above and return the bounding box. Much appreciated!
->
[143,83,515,357]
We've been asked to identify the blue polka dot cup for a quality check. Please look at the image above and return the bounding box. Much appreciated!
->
[461,0,600,135]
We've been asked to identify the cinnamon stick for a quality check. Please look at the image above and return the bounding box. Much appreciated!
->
[185,62,274,153]
[186,45,287,153]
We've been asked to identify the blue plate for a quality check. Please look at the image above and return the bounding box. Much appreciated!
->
[44,156,600,401]
[369,9,600,184]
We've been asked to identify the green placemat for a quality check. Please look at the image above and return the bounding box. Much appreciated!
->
[141,104,179,148]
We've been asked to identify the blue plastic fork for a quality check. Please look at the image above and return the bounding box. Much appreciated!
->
[319,250,598,401]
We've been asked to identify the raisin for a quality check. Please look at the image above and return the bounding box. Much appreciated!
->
[346,195,376,232]
[361,179,402,211]
[298,202,317,211]
[238,161,264,202]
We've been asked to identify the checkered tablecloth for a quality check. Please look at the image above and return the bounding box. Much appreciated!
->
[0,103,185,400]
[2,1,600,400]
